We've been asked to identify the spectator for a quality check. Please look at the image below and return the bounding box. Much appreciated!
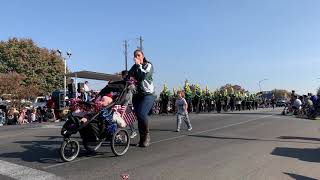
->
[31,108,37,122]
[68,79,76,99]
[271,96,276,109]
[47,96,56,121]
[37,106,48,123]
[18,107,28,124]
[83,81,91,102]
[0,109,5,126]
[290,90,296,105]
[311,95,318,105]
[236,97,241,111]
[305,96,313,109]
[230,95,235,111]
[292,96,302,110]
[7,107,19,125]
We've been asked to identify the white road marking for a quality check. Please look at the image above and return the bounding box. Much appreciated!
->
[150,115,272,144]
[30,124,63,129]
[42,155,103,169]
[0,160,63,180]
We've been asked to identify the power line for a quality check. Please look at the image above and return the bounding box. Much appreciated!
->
[138,36,143,51]
[122,36,143,71]
[124,40,128,71]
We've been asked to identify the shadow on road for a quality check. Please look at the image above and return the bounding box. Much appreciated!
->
[278,136,320,142]
[271,147,320,163]
[192,134,320,163]
[34,135,81,140]
[0,137,113,164]
[0,140,63,164]
[188,134,320,145]
[283,172,317,180]
[189,134,259,141]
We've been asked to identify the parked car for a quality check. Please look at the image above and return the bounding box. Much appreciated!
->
[31,96,47,108]
[276,99,287,107]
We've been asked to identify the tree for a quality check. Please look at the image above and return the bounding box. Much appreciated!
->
[0,38,65,95]
[220,84,246,95]
[271,89,290,99]
[0,72,40,107]
[184,80,193,100]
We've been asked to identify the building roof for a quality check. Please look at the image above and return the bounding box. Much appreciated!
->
[66,71,122,81]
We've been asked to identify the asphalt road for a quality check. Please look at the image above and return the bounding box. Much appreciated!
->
[0,108,320,180]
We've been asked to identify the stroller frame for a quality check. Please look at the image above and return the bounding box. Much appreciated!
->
[59,81,132,162]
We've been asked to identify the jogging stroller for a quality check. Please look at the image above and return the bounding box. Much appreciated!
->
[59,80,137,162]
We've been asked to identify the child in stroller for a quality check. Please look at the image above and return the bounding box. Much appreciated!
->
[68,81,129,130]
[71,92,113,124]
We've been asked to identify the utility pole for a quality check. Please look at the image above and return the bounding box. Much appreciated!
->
[138,36,143,51]
[57,49,72,107]
[124,40,128,71]
[259,78,268,92]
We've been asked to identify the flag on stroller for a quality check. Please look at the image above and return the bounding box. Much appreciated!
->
[122,106,137,125]
[112,105,126,114]
[112,105,137,125]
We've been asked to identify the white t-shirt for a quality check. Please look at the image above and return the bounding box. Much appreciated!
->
[84,84,90,92]
[176,97,187,114]
[293,99,302,108]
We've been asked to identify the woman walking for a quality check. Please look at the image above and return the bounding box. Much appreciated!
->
[128,49,156,147]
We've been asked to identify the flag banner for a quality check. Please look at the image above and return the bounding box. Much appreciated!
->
[122,106,137,125]
[112,105,137,126]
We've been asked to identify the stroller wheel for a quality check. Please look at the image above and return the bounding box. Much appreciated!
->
[111,129,130,156]
[60,139,80,162]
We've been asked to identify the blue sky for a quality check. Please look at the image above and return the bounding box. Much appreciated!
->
[1,0,320,94]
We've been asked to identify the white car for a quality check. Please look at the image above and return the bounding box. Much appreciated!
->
[31,96,47,108]
[276,99,287,107]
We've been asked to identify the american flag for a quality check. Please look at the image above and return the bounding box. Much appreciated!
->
[112,105,137,126]
[112,105,126,114]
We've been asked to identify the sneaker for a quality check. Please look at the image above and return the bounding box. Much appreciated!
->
[187,127,192,131]
[176,129,180,132]
[130,131,137,139]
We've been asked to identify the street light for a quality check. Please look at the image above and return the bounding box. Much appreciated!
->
[259,78,268,92]
[57,49,71,107]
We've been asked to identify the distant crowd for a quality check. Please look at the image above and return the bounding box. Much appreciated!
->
[282,90,320,119]
[3,78,317,127]
[0,96,56,126]
[153,82,278,115]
